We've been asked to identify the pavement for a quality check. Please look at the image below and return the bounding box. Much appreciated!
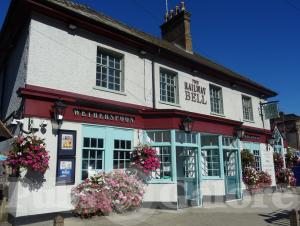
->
[1,192,300,226]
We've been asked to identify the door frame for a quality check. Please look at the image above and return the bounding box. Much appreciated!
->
[223,148,241,200]
[175,146,200,208]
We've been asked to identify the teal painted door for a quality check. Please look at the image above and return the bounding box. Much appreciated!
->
[176,147,198,208]
[223,149,239,200]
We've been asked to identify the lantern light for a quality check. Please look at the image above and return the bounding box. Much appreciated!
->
[235,127,245,139]
[182,117,194,133]
[53,99,67,125]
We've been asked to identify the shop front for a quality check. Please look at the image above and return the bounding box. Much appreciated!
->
[4,86,274,220]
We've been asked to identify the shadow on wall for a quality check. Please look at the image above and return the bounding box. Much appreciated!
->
[259,210,290,226]
[20,170,45,191]
[1,23,29,120]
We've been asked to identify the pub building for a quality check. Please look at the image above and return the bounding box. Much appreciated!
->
[0,0,282,221]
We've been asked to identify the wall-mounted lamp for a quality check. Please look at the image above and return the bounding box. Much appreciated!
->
[53,99,67,125]
[182,117,194,133]
[235,127,245,139]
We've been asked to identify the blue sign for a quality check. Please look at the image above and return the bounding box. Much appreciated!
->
[56,158,75,185]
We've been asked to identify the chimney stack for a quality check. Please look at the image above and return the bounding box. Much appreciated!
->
[161,1,192,52]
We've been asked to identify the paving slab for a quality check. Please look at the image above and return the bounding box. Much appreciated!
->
[4,192,300,226]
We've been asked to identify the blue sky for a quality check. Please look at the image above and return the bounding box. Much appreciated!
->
[0,0,299,115]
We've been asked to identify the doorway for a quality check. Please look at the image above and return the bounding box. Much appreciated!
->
[176,147,199,208]
[223,149,239,200]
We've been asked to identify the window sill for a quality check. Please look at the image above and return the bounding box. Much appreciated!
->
[148,179,175,184]
[210,112,225,118]
[159,101,181,108]
[202,176,223,180]
[93,86,127,96]
[243,119,255,123]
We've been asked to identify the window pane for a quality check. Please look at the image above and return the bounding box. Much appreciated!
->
[91,138,97,148]
[96,49,122,91]
[113,139,132,170]
[151,146,172,180]
[82,149,89,158]
[90,150,96,159]
[83,138,90,147]
[82,160,88,169]
[201,149,220,177]
[126,141,131,149]
[82,171,88,180]
[97,139,103,148]
[242,96,254,121]
[89,160,96,169]
[210,85,223,114]
[162,131,171,142]
[81,136,104,180]
[201,135,219,146]
[160,69,177,104]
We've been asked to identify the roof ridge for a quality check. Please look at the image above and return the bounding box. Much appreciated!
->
[39,0,277,97]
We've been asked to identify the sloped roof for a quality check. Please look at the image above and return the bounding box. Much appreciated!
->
[1,0,278,97]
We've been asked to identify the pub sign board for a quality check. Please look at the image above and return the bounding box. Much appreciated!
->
[184,79,207,105]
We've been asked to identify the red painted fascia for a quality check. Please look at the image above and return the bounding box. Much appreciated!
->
[20,84,150,113]
[19,85,272,138]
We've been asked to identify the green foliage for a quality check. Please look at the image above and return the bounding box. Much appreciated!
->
[285,149,298,169]
[241,149,255,170]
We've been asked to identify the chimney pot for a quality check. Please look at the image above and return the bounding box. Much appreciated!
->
[170,9,174,18]
[165,12,169,22]
[160,2,192,52]
[175,6,179,15]
[180,1,185,11]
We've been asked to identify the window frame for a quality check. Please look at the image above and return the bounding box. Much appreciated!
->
[144,130,174,183]
[95,47,125,93]
[200,134,222,179]
[81,137,105,180]
[242,95,254,122]
[159,68,179,105]
[253,149,261,171]
[209,84,224,115]
[243,142,262,172]
[113,139,132,170]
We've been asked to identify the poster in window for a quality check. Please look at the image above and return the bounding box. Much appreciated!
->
[61,134,73,150]
[57,130,76,156]
[56,158,75,185]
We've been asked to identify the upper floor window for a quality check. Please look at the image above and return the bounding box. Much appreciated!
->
[210,85,224,115]
[160,69,178,104]
[96,48,123,92]
[242,95,254,121]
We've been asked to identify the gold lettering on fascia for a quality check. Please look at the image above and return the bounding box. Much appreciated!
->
[73,109,135,124]
[184,79,207,105]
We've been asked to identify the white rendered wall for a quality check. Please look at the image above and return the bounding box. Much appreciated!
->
[27,13,153,108]
[143,184,177,202]
[201,180,225,196]
[26,13,271,130]
[260,144,276,187]
[9,118,82,217]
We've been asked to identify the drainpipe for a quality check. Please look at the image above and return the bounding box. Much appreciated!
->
[151,59,156,109]
[151,48,161,109]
